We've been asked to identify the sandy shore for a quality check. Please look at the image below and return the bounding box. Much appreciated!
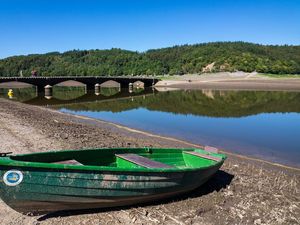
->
[0,99,299,225]
[155,73,300,91]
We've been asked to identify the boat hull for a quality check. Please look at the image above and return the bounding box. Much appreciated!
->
[0,164,222,215]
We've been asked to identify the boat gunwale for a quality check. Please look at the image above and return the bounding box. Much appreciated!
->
[0,148,226,173]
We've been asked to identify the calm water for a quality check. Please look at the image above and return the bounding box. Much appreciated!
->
[2,87,300,167]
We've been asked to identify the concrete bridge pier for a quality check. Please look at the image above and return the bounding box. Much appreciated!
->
[95,83,100,95]
[128,83,133,93]
[44,85,53,99]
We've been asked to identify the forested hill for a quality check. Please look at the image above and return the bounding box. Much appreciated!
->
[0,42,299,77]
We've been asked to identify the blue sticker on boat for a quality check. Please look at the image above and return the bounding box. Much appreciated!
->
[3,170,23,186]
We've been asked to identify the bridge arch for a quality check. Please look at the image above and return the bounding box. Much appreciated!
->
[0,81,36,89]
[54,80,87,88]
[50,80,87,100]
[132,80,144,88]
[99,80,121,97]
[100,80,121,88]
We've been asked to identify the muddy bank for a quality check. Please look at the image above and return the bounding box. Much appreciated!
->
[0,99,299,225]
[156,73,300,91]
[163,79,300,92]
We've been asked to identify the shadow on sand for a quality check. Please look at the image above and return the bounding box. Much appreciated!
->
[37,170,234,221]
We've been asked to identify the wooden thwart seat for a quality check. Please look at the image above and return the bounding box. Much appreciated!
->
[116,154,173,169]
[204,145,219,153]
[184,151,222,162]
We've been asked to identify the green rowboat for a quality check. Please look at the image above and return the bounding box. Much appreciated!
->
[0,147,226,215]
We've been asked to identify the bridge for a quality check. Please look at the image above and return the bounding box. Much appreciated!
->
[0,76,160,92]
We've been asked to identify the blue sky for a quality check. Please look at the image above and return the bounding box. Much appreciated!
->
[0,0,299,59]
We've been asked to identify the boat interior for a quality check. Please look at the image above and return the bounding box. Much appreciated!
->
[9,148,225,169]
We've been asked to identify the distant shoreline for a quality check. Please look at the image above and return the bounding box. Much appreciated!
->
[155,72,300,91]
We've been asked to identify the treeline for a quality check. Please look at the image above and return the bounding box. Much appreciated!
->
[0,42,300,77]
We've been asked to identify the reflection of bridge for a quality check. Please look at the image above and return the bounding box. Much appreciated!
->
[0,76,160,92]
[25,88,156,106]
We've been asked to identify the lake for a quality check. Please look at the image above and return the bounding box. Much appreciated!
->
[2,87,300,167]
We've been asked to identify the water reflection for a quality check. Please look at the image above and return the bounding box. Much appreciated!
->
[3,87,300,118]
[23,87,153,106]
[52,86,87,100]
[54,89,300,117]
[100,87,121,97]
[131,87,145,94]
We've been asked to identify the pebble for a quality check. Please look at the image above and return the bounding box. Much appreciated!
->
[254,218,262,225]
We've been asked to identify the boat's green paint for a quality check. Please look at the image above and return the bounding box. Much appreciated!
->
[0,147,226,215]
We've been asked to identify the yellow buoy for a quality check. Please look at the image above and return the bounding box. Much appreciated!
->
[7,89,14,98]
